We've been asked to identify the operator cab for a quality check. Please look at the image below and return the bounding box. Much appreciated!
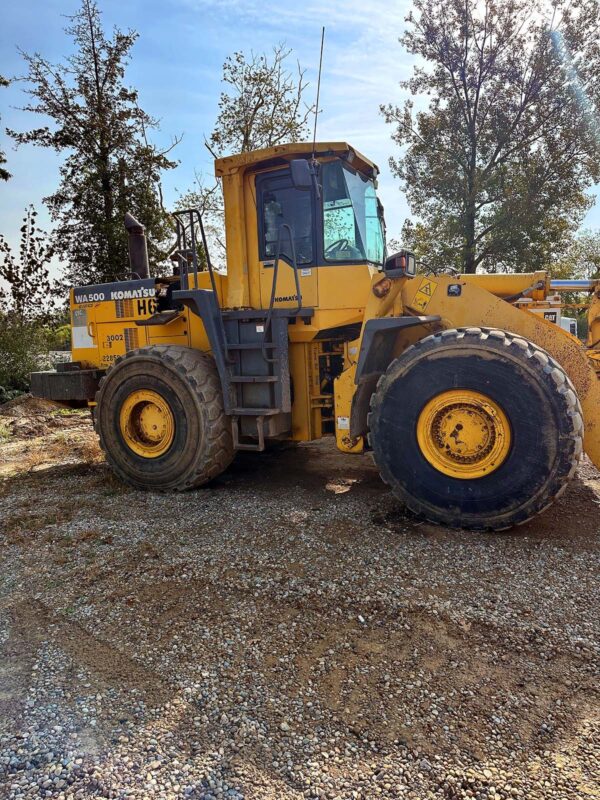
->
[214,142,389,312]
[255,154,385,270]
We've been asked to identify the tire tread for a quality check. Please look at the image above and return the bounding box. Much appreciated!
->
[94,345,234,491]
[369,327,583,531]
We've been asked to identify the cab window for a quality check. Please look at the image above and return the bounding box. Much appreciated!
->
[322,160,384,265]
[258,172,314,265]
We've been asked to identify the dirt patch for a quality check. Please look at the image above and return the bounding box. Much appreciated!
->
[0,423,599,799]
[0,394,92,441]
[0,398,99,479]
[0,395,65,418]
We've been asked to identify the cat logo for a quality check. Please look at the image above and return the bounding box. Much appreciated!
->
[412,278,438,312]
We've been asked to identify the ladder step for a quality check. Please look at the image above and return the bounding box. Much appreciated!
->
[225,342,276,350]
[230,375,278,383]
[230,408,281,416]
[232,413,266,452]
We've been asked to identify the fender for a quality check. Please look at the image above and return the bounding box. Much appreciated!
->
[349,315,441,439]
[355,315,441,382]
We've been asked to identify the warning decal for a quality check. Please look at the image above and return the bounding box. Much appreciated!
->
[412,277,438,312]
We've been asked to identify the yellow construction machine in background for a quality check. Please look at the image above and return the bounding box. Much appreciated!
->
[31,142,600,530]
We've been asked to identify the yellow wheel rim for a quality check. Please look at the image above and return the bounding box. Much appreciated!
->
[119,389,175,458]
[416,389,511,480]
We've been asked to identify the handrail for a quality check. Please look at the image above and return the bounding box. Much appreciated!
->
[172,209,202,291]
[172,207,221,298]
[263,223,303,362]
[172,208,232,362]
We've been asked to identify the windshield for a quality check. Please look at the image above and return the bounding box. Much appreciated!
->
[322,160,385,265]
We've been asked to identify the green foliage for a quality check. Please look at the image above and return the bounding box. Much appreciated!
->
[0,209,68,398]
[553,228,600,279]
[0,313,54,400]
[400,220,463,273]
[10,0,178,288]
[209,45,313,157]
[0,206,54,321]
[382,0,600,273]
[548,228,600,338]
[53,324,72,349]
[0,75,10,181]
[554,228,600,337]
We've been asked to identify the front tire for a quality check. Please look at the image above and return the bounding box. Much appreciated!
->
[95,345,234,490]
[368,328,583,530]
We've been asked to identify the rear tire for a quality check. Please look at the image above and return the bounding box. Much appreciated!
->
[368,328,583,530]
[95,345,234,490]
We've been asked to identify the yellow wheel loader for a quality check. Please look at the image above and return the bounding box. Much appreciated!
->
[31,142,600,530]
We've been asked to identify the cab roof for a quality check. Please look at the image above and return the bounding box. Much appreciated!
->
[214,141,379,179]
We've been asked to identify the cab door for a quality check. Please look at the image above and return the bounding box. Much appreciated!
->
[256,169,319,310]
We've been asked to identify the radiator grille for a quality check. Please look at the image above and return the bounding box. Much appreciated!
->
[124,327,139,352]
[115,299,134,318]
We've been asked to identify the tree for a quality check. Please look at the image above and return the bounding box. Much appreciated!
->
[0,206,53,321]
[208,45,313,157]
[382,0,600,273]
[10,0,178,287]
[549,228,600,339]
[0,208,59,400]
[180,44,313,271]
[554,228,600,279]
[0,75,10,181]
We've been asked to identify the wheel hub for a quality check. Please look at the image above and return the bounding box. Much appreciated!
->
[417,389,511,479]
[119,389,175,458]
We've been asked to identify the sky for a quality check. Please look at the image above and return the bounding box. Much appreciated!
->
[1,0,599,278]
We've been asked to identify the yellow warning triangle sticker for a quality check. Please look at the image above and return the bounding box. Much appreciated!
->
[420,280,433,296]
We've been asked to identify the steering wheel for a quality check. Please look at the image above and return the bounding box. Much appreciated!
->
[325,238,350,257]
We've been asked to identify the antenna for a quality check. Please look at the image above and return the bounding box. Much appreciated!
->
[312,26,325,160]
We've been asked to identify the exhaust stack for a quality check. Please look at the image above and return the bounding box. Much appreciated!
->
[124,212,150,279]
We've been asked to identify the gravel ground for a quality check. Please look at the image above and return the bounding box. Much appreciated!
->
[0,400,599,800]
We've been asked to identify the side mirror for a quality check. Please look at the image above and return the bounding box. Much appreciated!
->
[384,250,417,277]
[290,159,313,190]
